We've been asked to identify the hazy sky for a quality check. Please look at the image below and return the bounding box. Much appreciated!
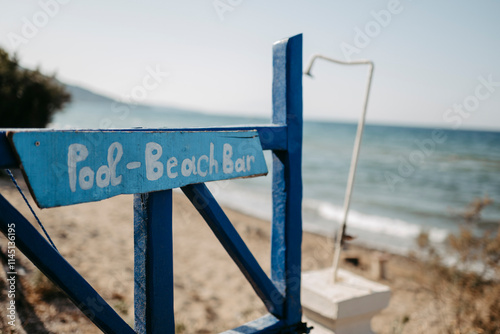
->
[1,0,499,130]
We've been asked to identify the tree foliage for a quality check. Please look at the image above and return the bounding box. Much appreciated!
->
[0,48,70,128]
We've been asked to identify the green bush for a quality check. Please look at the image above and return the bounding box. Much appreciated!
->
[0,48,70,128]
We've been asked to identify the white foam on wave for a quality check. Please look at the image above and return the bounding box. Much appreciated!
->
[305,199,448,243]
[201,183,450,253]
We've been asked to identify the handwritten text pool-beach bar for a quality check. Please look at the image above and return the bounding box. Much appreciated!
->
[9,130,268,208]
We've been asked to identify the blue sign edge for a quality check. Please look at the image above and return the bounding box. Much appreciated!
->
[7,129,269,208]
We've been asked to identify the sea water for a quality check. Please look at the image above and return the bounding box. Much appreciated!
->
[51,101,500,254]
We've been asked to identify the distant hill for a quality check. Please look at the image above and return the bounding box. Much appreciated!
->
[64,84,116,104]
[62,82,206,116]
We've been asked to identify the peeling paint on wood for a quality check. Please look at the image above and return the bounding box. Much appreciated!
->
[8,130,267,208]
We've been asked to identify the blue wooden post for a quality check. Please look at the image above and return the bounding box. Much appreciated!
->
[181,183,285,318]
[271,34,303,324]
[0,33,306,334]
[134,190,174,333]
[0,194,135,334]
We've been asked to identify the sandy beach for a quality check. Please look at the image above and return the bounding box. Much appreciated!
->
[2,1,500,332]
[0,174,461,333]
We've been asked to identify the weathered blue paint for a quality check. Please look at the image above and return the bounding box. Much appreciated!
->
[0,125,287,169]
[271,34,303,325]
[271,152,287,296]
[8,130,267,208]
[181,183,285,318]
[222,314,284,333]
[0,132,16,168]
[0,193,135,334]
[134,190,174,334]
[134,194,147,334]
[0,34,307,334]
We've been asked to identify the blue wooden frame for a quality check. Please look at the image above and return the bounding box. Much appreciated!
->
[0,34,306,333]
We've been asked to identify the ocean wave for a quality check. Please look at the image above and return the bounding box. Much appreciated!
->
[304,199,448,243]
[208,182,450,247]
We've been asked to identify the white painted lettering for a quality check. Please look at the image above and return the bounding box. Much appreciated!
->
[96,165,110,188]
[145,142,163,181]
[68,143,88,192]
[209,143,218,174]
[246,155,255,171]
[79,166,94,190]
[235,157,246,172]
[222,143,234,174]
[167,157,178,178]
[197,155,209,177]
[108,142,123,186]
[181,157,195,177]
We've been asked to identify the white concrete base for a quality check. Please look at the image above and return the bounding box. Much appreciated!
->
[301,268,391,334]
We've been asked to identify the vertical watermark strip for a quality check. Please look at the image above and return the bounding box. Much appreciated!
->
[6,222,17,327]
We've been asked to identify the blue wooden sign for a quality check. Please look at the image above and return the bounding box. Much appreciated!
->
[8,130,268,208]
